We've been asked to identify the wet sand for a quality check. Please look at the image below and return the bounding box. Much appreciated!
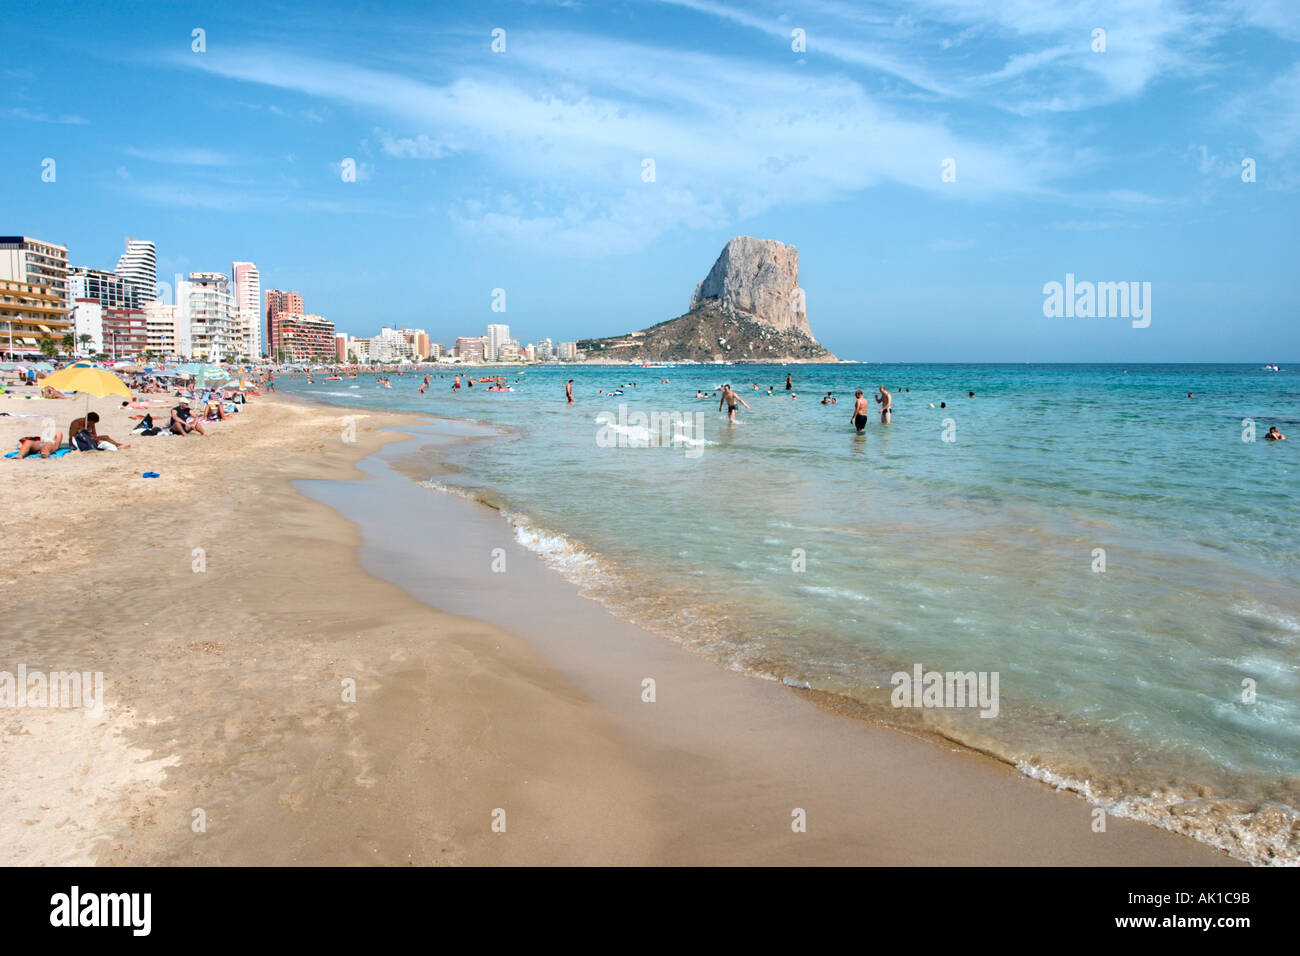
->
[0,390,1234,864]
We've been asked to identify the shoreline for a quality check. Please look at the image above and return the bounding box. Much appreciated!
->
[0,389,1238,864]
[296,411,1235,864]
[288,387,1288,865]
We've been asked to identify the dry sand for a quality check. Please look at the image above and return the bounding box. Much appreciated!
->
[0,385,1235,865]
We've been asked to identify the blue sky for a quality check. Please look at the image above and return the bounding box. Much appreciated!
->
[4,0,1298,361]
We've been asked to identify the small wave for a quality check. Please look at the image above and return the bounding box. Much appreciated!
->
[506,512,601,580]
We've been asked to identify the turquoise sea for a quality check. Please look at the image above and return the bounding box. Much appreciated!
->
[284,363,1300,864]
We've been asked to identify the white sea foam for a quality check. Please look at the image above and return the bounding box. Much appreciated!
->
[506,513,601,580]
[793,585,873,603]
[1015,761,1300,866]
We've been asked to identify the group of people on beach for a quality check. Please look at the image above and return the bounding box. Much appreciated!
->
[9,375,251,459]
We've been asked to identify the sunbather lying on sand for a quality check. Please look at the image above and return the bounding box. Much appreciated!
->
[16,432,63,458]
[41,386,71,399]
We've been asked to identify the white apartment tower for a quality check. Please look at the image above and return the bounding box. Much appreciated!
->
[115,237,158,301]
[486,323,510,362]
[179,272,239,362]
[231,261,262,358]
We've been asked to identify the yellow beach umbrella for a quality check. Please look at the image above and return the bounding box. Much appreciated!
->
[39,365,132,399]
[38,366,131,445]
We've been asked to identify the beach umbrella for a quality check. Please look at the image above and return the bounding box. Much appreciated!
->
[38,366,132,441]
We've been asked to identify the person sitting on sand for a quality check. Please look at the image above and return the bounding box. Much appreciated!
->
[41,385,71,399]
[69,412,129,449]
[1266,426,1286,441]
[170,401,206,436]
[16,432,63,458]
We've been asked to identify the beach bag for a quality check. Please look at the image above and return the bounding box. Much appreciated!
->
[72,429,97,451]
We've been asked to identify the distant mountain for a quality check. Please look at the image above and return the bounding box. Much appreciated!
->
[578,237,836,363]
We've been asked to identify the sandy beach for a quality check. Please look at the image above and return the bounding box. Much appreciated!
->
[0,388,1235,865]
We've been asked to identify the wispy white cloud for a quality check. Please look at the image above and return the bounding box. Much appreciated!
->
[659,0,1255,114]
[5,106,88,125]
[173,35,1064,254]
[123,146,236,166]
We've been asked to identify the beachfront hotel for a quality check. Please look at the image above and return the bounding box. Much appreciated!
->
[0,278,73,357]
[275,313,336,361]
[0,235,70,312]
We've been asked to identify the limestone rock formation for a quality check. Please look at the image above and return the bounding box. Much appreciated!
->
[689,237,811,336]
[579,237,835,363]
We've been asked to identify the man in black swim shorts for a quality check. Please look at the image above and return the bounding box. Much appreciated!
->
[851,390,870,433]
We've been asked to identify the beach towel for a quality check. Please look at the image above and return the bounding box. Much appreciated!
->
[5,448,73,459]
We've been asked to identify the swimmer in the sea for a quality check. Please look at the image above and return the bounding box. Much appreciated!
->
[851,390,869,434]
[1266,425,1286,441]
[719,384,749,424]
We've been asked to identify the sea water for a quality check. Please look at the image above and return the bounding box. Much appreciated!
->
[284,363,1300,863]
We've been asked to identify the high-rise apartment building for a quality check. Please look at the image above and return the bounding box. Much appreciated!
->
[101,308,148,359]
[180,272,239,362]
[69,267,145,312]
[144,301,188,359]
[454,336,487,363]
[486,323,510,362]
[276,313,336,361]
[114,237,158,302]
[0,236,70,312]
[231,261,262,357]
[265,289,304,358]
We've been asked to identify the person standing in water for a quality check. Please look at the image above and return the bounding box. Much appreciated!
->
[785,372,793,391]
[851,390,870,433]
[719,384,749,424]
[566,379,574,404]
[876,385,892,423]
[453,374,461,391]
